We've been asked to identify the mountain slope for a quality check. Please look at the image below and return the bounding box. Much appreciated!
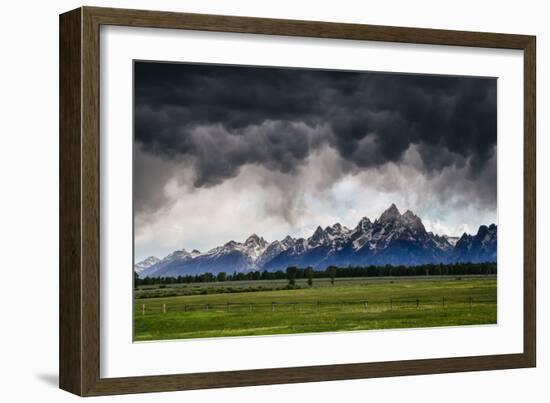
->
[136,204,497,277]
[133,256,160,275]
[451,224,497,263]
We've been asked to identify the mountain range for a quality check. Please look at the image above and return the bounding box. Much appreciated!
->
[136,204,497,278]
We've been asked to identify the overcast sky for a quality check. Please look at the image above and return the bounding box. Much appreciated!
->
[134,61,497,261]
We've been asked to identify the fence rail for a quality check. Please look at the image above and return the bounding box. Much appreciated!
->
[136,296,497,315]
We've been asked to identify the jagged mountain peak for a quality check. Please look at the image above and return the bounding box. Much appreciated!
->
[245,233,267,246]
[282,235,295,245]
[477,224,497,236]
[309,226,329,245]
[311,226,326,237]
[325,222,350,235]
[379,203,401,222]
[452,224,497,263]
[356,216,373,231]
[139,256,160,265]
[332,222,348,231]
[134,256,161,274]
[401,209,425,231]
[164,248,191,260]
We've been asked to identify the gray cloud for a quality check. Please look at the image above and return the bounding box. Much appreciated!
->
[134,62,496,219]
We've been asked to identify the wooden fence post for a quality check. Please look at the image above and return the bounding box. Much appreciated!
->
[142,304,145,316]
[163,303,166,314]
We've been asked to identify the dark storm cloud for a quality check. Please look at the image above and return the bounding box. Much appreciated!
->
[134,62,496,211]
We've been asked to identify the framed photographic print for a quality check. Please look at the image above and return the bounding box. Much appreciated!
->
[59,6,536,396]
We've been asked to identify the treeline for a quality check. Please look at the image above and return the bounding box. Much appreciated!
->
[135,262,497,286]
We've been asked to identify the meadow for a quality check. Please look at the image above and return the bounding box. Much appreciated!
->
[134,275,497,341]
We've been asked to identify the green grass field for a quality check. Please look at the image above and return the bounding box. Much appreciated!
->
[134,276,497,341]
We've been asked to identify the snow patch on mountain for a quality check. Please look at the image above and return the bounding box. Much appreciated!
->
[134,256,160,274]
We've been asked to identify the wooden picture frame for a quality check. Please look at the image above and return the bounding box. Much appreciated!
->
[59,6,536,396]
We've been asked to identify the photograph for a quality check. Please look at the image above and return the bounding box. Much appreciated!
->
[132,61,498,342]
